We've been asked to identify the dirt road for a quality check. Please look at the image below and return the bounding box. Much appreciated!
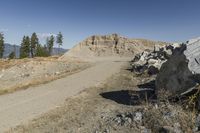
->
[0,59,128,132]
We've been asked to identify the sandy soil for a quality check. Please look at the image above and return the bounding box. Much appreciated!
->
[0,58,128,132]
[0,57,90,95]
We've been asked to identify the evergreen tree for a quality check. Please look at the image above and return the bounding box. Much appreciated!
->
[0,33,5,58]
[35,44,49,57]
[35,44,42,57]
[30,32,39,58]
[47,35,54,55]
[43,44,49,57]
[20,36,26,58]
[20,36,30,58]
[24,36,30,57]
[56,32,63,54]
[35,44,40,57]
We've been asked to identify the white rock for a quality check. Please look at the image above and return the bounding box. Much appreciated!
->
[172,43,181,49]
[134,112,142,122]
[148,59,158,65]
[184,38,200,74]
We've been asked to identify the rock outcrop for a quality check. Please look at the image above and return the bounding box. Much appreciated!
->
[131,44,173,75]
[61,34,168,60]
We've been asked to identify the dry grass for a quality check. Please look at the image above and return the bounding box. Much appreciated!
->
[143,104,194,132]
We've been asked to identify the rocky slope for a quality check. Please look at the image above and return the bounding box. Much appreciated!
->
[61,34,169,60]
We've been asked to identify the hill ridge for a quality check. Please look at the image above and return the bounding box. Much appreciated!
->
[61,34,169,60]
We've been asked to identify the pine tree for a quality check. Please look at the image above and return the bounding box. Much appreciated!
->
[35,44,49,57]
[43,44,49,57]
[0,33,5,58]
[56,32,63,54]
[20,36,30,58]
[35,43,41,57]
[47,35,54,55]
[24,36,30,57]
[20,36,26,58]
[35,44,42,57]
[30,32,39,58]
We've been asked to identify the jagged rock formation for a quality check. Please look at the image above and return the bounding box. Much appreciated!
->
[131,44,174,75]
[61,34,168,60]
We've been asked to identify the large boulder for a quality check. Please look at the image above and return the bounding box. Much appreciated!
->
[184,38,200,74]
[155,39,200,96]
[155,44,196,95]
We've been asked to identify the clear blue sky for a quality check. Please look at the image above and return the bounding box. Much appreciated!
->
[0,0,200,48]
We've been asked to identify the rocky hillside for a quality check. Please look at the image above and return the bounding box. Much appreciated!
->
[61,34,169,60]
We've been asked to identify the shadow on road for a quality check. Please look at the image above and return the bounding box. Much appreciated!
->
[100,89,156,106]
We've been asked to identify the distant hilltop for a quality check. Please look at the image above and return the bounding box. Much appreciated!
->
[61,34,169,60]
[3,43,68,58]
